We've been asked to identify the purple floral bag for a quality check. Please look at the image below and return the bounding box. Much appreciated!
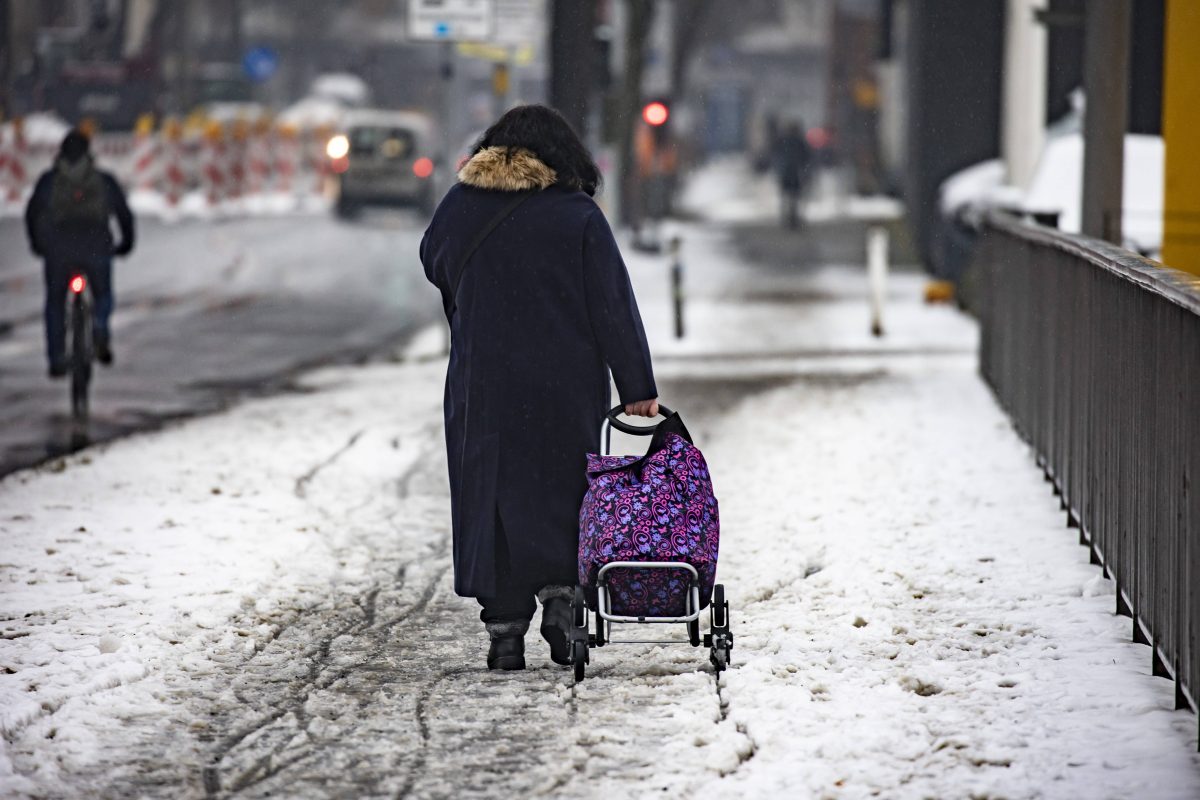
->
[578,414,719,617]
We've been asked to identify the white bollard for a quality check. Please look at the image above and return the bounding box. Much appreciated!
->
[867,225,889,338]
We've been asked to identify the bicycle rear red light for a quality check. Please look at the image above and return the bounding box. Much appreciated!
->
[70,276,86,294]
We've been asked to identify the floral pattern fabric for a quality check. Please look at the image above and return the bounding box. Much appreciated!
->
[578,433,719,617]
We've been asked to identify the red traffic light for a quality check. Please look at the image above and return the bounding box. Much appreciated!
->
[642,101,669,126]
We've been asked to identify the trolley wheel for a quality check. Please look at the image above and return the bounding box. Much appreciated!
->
[688,618,700,647]
[709,584,731,672]
[571,586,589,683]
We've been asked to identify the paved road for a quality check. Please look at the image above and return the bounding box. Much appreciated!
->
[0,210,441,476]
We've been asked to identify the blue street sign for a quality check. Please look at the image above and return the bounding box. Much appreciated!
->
[243,46,279,83]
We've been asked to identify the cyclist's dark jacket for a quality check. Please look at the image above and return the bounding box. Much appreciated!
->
[25,158,135,264]
[420,146,657,599]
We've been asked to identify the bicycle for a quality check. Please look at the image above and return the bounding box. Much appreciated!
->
[64,270,93,427]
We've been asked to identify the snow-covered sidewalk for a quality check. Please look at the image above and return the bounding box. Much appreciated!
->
[2,183,1200,797]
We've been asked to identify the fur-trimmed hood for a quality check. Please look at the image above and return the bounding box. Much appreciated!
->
[457,146,557,192]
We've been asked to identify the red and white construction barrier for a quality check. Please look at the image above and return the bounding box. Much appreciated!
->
[200,125,227,209]
[1,115,336,219]
[304,127,332,200]
[244,124,273,196]
[226,123,246,202]
[131,132,160,191]
[1,124,28,204]
[274,126,300,195]
[160,129,187,208]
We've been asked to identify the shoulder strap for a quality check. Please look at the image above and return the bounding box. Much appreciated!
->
[449,190,534,311]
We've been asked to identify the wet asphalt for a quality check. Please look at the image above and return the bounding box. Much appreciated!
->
[0,210,442,478]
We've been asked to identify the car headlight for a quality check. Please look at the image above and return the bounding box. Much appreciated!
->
[326,134,350,160]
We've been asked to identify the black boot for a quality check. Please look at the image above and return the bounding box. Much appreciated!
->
[538,586,574,666]
[485,620,527,671]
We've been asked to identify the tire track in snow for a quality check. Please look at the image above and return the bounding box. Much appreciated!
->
[199,427,451,797]
[293,428,368,499]
[130,374,775,798]
[393,665,472,800]
[201,561,453,797]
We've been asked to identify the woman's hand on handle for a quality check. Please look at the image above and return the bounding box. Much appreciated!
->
[624,398,660,418]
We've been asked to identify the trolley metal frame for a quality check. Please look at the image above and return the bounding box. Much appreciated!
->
[569,406,732,681]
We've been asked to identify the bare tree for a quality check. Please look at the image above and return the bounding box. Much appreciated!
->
[549,0,596,137]
[670,0,714,100]
[614,0,654,226]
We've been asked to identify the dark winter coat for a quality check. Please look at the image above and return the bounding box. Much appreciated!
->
[775,132,812,193]
[420,147,658,598]
[24,156,135,265]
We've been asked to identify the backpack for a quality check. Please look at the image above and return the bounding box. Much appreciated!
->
[50,156,109,226]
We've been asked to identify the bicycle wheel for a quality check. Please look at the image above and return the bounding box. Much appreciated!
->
[69,293,92,424]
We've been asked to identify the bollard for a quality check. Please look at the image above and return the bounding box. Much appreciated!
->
[669,235,685,339]
[867,225,889,337]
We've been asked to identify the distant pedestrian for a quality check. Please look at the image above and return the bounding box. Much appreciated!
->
[774,121,812,230]
[420,105,659,671]
[24,130,135,376]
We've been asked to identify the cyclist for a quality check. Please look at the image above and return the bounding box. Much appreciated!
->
[24,130,134,377]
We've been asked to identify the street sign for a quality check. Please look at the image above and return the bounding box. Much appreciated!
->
[408,0,494,42]
[456,42,536,65]
[242,46,279,83]
[491,0,543,46]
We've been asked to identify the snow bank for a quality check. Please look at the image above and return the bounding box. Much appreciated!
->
[1023,133,1163,253]
[939,133,1164,255]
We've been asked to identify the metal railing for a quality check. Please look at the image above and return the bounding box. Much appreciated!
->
[975,212,1200,746]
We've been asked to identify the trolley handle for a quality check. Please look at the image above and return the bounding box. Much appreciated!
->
[604,404,675,436]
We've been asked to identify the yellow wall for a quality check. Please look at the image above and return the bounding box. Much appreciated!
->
[1162,1,1200,274]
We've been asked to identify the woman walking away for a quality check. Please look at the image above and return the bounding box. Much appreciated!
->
[420,105,659,671]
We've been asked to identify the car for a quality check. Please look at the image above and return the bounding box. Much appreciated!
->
[327,110,439,217]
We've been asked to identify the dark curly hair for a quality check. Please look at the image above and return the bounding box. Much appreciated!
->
[473,104,602,196]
